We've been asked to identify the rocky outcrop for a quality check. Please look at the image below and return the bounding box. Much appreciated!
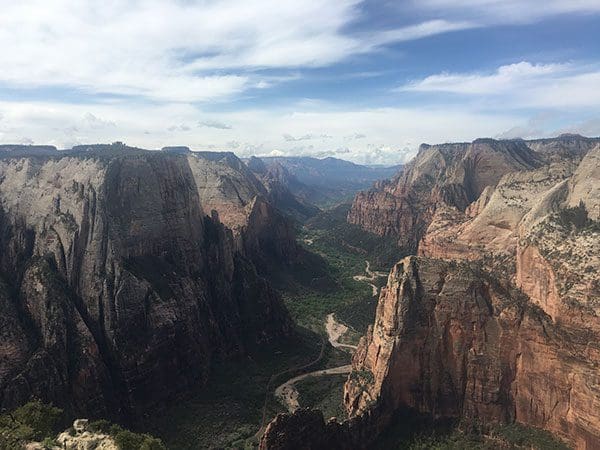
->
[345,256,600,450]
[187,151,299,265]
[418,160,576,265]
[318,136,600,450]
[257,137,600,450]
[0,147,292,419]
[258,407,382,450]
[348,138,542,252]
[526,134,600,163]
[418,144,600,332]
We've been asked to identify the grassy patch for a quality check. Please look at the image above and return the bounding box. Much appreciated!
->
[0,401,165,450]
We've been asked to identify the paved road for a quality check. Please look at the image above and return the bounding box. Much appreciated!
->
[274,260,386,412]
[353,260,386,297]
[275,314,357,412]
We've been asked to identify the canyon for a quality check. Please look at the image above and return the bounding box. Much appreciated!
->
[261,135,600,450]
[1,135,598,449]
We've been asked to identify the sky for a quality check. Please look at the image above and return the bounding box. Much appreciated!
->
[0,1,599,164]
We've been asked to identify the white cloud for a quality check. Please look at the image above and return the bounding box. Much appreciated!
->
[0,1,480,104]
[367,19,477,47]
[83,113,116,129]
[283,133,332,141]
[558,117,600,137]
[0,99,525,163]
[400,62,600,109]
[496,112,559,139]
[402,62,565,94]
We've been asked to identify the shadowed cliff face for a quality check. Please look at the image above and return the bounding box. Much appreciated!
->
[187,152,299,267]
[344,257,600,449]
[0,149,292,419]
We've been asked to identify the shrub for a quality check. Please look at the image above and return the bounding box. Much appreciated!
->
[0,401,63,449]
[557,201,590,230]
[113,429,166,450]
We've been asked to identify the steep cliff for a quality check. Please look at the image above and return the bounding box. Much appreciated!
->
[186,151,299,266]
[248,159,321,222]
[261,136,600,450]
[348,138,542,252]
[345,256,600,449]
[419,144,600,331]
[0,147,292,419]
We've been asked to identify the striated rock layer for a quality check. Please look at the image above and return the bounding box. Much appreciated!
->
[348,136,600,253]
[419,144,600,333]
[0,146,293,419]
[345,256,600,450]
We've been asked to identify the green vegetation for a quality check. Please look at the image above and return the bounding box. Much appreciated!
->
[305,203,402,269]
[394,423,571,450]
[0,401,63,449]
[335,295,379,334]
[0,401,165,450]
[295,375,347,420]
[275,204,396,332]
[87,420,166,450]
[374,412,571,450]
[137,204,400,449]
[556,200,600,232]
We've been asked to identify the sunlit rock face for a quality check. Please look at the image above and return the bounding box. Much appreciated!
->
[348,138,543,253]
[345,256,600,450]
[261,136,600,450]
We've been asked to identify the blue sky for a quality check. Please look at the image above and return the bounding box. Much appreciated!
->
[0,0,599,164]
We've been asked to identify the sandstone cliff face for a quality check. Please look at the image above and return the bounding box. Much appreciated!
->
[187,151,299,266]
[526,134,600,163]
[419,160,576,264]
[419,144,600,332]
[0,148,292,419]
[345,256,600,449]
[348,139,542,252]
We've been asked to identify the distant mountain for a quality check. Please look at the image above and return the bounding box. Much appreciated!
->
[247,156,401,207]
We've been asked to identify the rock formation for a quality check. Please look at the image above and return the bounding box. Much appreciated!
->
[246,157,321,222]
[0,145,292,420]
[347,137,599,253]
[345,256,600,449]
[249,155,400,208]
[187,151,299,266]
[262,135,600,450]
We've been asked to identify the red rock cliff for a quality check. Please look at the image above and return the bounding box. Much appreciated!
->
[345,256,600,449]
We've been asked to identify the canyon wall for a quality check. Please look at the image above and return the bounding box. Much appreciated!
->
[345,256,600,449]
[0,146,293,419]
[348,138,542,253]
[262,136,600,449]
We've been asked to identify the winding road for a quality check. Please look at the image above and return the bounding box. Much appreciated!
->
[274,314,355,412]
[352,260,387,297]
[274,261,386,413]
